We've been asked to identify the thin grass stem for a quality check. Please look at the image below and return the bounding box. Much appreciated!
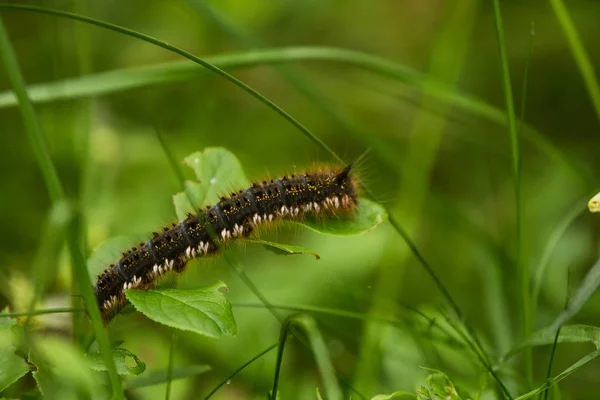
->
[165,333,176,400]
[203,343,278,399]
[0,307,84,318]
[493,0,528,387]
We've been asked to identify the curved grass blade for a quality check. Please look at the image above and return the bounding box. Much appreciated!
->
[0,42,585,186]
[549,0,600,123]
[548,257,600,332]
[532,200,586,310]
[503,324,600,361]
[492,0,525,387]
[272,316,342,400]
[165,333,176,400]
[204,343,277,399]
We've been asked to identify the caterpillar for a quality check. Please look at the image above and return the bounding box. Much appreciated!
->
[93,164,359,322]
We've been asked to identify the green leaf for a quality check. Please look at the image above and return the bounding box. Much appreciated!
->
[0,316,30,392]
[371,392,416,400]
[300,198,388,236]
[87,347,146,376]
[125,364,211,389]
[173,148,249,220]
[417,369,464,400]
[29,347,53,398]
[33,336,102,397]
[249,239,320,259]
[549,257,600,332]
[125,281,237,338]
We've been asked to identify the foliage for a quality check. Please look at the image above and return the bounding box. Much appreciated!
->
[1,1,600,399]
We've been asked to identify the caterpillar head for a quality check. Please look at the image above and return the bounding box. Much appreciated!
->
[336,163,359,204]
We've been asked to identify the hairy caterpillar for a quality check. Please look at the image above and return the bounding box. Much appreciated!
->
[93,164,359,322]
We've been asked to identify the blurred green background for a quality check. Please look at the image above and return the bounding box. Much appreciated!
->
[1,1,600,399]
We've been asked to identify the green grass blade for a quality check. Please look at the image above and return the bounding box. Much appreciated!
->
[357,0,479,392]
[0,16,122,400]
[532,200,586,311]
[0,43,588,186]
[272,316,342,400]
[189,0,398,171]
[493,0,528,385]
[72,0,93,342]
[542,328,561,400]
[165,334,176,400]
[0,308,84,318]
[550,0,600,123]
[271,319,291,400]
[23,199,72,326]
[203,343,278,399]
[0,47,420,109]
[0,21,63,202]
[293,315,343,400]
[549,257,600,332]
[232,302,464,349]
[514,349,600,400]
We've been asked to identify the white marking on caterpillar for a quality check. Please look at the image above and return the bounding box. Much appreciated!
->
[333,196,340,208]
[132,275,142,287]
[280,206,289,215]
[268,214,274,222]
[233,223,244,236]
[313,202,320,212]
[198,241,210,254]
[124,275,143,290]
[341,195,349,207]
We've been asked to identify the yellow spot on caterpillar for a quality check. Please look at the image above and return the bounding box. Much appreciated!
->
[589,192,600,213]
